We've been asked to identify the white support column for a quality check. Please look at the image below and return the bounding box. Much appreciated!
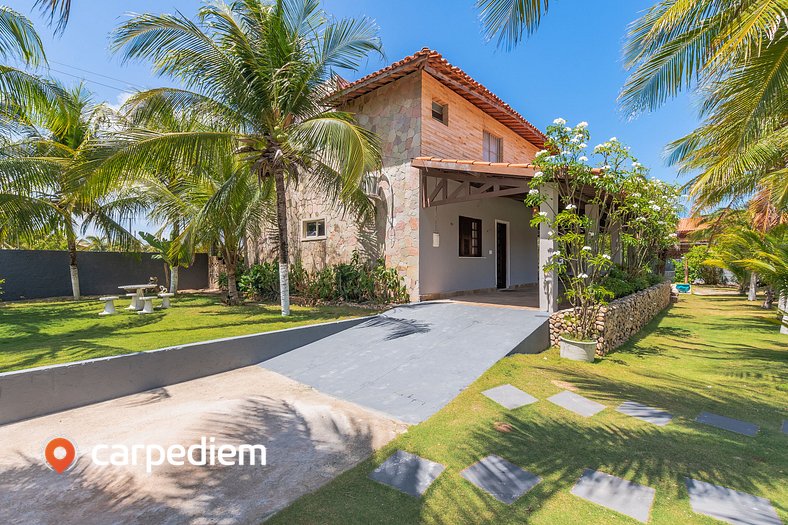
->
[539,183,559,312]
[610,221,622,265]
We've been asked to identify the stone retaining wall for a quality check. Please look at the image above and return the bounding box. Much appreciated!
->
[549,282,671,356]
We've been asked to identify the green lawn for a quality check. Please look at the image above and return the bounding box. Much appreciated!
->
[0,294,374,373]
[269,294,788,525]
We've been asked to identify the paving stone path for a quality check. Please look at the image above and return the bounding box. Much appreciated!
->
[547,390,606,417]
[616,401,673,426]
[685,478,782,525]
[369,450,445,497]
[460,455,541,505]
[482,384,538,410]
[696,411,760,437]
[570,469,656,523]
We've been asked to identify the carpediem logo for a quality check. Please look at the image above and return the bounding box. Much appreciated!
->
[44,437,267,474]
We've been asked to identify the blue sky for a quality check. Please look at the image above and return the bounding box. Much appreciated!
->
[11,0,699,188]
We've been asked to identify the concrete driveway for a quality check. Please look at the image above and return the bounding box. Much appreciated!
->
[0,366,406,524]
[262,301,549,423]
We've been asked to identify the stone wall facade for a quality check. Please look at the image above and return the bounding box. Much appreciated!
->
[549,282,671,356]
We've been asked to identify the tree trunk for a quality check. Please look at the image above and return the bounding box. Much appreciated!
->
[274,170,290,316]
[225,257,240,306]
[779,292,788,335]
[747,272,757,301]
[762,286,774,309]
[170,265,179,294]
[67,236,80,300]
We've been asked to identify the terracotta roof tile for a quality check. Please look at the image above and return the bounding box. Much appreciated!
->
[328,48,546,148]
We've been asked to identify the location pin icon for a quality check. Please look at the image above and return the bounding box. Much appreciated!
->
[44,437,77,473]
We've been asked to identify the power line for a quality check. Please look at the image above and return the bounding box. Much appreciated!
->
[48,67,132,93]
[48,60,147,91]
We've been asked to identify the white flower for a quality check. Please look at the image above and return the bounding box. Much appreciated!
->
[578,273,589,279]
[534,171,544,177]
[565,203,577,210]
[632,203,639,208]
[632,192,640,197]
[564,126,572,132]
[582,246,592,251]
[579,143,587,148]
[603,164,611,170]
[632,161,640,168]
[602,254,612,260]
[593,174,600,179]
[589,231,595,236]
[546,155,556,161]
[593,144,604,152]
[579,156,588,162]
[577,121,588,128]
[609,136,617,142]
[528,189,539,195]
[561,150,571,155]
[668,232,678,238]
[538,211,548,217]
[535,149,549,157]
[552,250,562,257]
[570,137,579,144]
[553,117,566,125]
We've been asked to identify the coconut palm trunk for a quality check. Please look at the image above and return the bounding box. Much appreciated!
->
[224,253,240,306]
[169,266,179,294]
[274,170,290,316]
[66,231,80,299]
[748,272,758,301]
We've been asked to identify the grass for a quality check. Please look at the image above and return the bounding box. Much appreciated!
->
[268,294,788,524]
[0,293,374,373]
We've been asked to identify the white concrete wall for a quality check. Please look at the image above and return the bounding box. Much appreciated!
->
[419,197,538,296]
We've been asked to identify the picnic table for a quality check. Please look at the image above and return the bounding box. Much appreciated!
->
[118,284,159,311]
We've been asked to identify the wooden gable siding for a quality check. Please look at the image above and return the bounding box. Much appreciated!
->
[420,71,539,163]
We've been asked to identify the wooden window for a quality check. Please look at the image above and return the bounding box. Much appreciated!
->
[431,101,448,125]
[302,219,326,240]
[459,216,482,257]
[483,131,503,162]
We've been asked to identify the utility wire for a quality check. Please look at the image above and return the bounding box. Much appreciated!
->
[48,59,146,91]
[48,67,132,93]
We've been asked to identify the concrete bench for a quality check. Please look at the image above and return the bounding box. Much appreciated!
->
[99,296,119,316]
[158,292,175,309]
[125,293,141,310]
[138,296,155,314]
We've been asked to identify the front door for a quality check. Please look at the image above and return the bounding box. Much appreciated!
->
[496,222,508,289]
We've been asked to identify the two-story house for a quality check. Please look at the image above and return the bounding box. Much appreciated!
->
[251,48,557,308]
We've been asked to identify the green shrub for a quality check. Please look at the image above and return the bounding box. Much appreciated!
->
[684,245,722,284]
[237,251,408,305]
[0,278,4,297]
[599,265,663,299]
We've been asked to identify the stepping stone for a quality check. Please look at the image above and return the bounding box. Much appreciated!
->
[369,450,445,497]
[696,411,759,437]
[460,454,541,505]
[685,478,781,525]
[547,390,605,417]
[482,384,538,410]
[571,469,655,523]
[616,401,673,426]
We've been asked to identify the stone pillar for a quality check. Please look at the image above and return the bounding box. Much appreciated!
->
[539,184,559,312]
[610,221,622,265]
[585,203,600,244]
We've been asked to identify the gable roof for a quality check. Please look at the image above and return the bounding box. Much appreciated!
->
[328,48,546,148]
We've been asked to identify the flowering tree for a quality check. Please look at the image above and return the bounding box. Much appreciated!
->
[526,119,680,342]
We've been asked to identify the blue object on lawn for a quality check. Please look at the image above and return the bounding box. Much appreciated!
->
[675,284,691,293]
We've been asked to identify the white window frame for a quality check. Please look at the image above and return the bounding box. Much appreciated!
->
[483,131,503,162]
[301,218,327,241]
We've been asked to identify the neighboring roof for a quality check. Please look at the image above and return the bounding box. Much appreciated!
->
[412,156,604,178]
[328,48,546,148]
[677,217,706,235]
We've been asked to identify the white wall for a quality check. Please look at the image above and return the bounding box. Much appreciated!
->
[419,197,538,296]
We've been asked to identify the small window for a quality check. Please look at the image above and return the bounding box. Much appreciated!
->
[303,219,326,240]
[459,216,482,257]
[483,131,503,162]
[431,101,448,125]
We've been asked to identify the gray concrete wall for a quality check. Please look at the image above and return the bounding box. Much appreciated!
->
[0,250,209,300]
[0,317,368,426]
[419,197,539,295]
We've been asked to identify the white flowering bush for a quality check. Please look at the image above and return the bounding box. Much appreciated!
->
[526,120,680,342]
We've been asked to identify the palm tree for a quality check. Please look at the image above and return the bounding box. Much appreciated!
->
[621,0,787,211]
[0,5,61,123]
[0,84,140,299]
[104,0,383,315]
[475,0,550,49]
[33,0,71,33]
